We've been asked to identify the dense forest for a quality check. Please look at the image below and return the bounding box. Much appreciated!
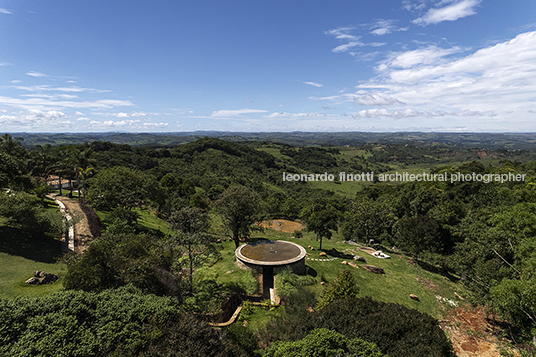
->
[1,132,536,356]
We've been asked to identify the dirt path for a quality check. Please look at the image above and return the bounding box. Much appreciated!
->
[50,195,94,254]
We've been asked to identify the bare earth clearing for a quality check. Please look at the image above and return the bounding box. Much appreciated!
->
[440,306,522,357]
[258,219,306,233]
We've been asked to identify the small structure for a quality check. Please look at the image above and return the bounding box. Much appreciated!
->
[236,240,306,298]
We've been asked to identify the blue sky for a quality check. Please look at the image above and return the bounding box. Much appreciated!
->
[1,0,535,132]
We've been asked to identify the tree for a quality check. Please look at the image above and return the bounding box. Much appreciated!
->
[0,133,25,157]
[394,215,444,259]
[168,207,216,292]
[316,269,360,311]
[63,233,182,298]
[304,202,339,250]
[76,166,94,198]
[29,144,56,182]
[341,198,394,246]
[214,186,262,249]
[85,166,153,211]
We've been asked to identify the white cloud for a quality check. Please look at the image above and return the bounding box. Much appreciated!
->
[311,31,536,129]
[354,108,493,119]
[211,108,268,117]
[0,95,135,109]
[324,27,359,41]
[325,27,364,53]
[75,111,85,116]
[402,0,429,12]
[377,45,463,71]
[117,112,129,118]
[0,8,12,14]
[21,94,79,100]
[265,111,331,119]
[15,85,110,93]
[333,42,363,53]
[27,71,49,78]
[143,122,169,128]
[369,19,409,36]
[413,0,481,26]
[0,109,71,128]
[10,80,21,83]
[304,81,324,87]
[309,92,403,106]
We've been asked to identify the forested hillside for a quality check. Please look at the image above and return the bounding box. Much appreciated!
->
[1,132,536,356]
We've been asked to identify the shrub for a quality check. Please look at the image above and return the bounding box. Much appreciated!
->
[263,328,384,357]
[315,268,359,311]
[63,233,181,298]
[275,268,316,300]
[240,270,259,295]
[261,297,455,357]
[0,286,246,357]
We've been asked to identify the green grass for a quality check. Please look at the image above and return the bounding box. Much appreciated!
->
[0,252,66,300]
[134,208,172,235]
[208,227,467,320]
[0,197,66,300]
[242,304,284,332]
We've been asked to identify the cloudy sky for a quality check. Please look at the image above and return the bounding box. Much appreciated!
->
[0,0,535,132]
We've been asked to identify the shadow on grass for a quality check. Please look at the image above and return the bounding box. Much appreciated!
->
[0,226,62,263]
[305,265,317,277]
[416,260,460,283]
[324,248,354,260]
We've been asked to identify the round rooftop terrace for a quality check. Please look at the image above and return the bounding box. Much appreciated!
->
[235,240,306,266]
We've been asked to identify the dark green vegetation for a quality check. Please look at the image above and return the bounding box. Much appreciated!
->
[0,286,248,357]
[262,297,454,357]
[2,132,536,355]
[263,328,384,357]
[12,131,536,150]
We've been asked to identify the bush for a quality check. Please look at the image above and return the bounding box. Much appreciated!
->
[0,191,61,239]
[103,206,139,234]
[263,328,384,357]
[63,233,181,298]
[240,270,259,295]
[275,268,316,300]
[315,269,359,311]
[0,286,247,357]
[261,297,455,357]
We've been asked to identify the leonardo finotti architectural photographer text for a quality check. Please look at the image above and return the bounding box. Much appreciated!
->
[282,172,526,184]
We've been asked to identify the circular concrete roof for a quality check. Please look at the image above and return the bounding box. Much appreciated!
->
[235,240,306,266]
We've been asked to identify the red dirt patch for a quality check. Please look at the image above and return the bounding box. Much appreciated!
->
[440,306,522,357]
[258,219,306,233]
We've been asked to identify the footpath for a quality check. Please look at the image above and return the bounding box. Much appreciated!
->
[48,194,94,254]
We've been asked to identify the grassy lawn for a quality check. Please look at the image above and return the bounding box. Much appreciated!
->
[209,227,467,321]
[0,196,66,300]
[0,252,66,300]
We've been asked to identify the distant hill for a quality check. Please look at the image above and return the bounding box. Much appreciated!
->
[6,131,536,150]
